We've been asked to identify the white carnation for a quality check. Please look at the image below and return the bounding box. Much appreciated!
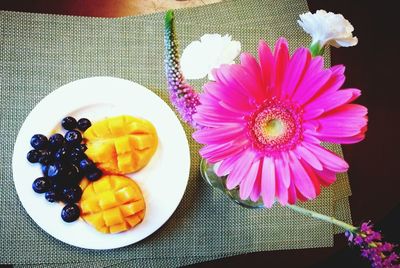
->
[298,10,358,48]
[181,34,241,80]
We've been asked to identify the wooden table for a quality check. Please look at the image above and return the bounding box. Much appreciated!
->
[1,0,398,267]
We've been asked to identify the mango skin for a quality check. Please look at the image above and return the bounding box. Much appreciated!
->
[79,175,146,234]
[84,115,158,174]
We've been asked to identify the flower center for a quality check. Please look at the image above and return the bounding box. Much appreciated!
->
[259,118,285,138]
[248,98,303,155]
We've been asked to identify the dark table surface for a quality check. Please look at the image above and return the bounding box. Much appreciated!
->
[1,0,399,267]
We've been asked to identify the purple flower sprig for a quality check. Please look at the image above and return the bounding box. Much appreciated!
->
[288,205,399,267]
[164,10,200,128]
[345,221,399,268]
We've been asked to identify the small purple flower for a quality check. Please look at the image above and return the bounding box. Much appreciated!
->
[164,10,200,128]
[346,221,399,267]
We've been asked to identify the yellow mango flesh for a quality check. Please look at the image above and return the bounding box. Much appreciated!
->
[80,175,145,234]
[84,115,158,174]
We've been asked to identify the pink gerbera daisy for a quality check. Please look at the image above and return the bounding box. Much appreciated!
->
[192,38,368,207]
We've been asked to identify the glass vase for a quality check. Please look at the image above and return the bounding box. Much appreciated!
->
[200,158,265,208]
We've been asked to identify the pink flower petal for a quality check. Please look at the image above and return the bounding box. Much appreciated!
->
[315,121,366,137]
[199,138,248,162]
[274,155,290,188]
[216,64,266,106]
[314,104,368,137]
[203,81,252,112]
[305,64,345,104]
[320,133,366,144]
[193,124,245,144]
[193,113,243,128]
[302,142,349,173]
[199,91,219,104]
[250,168,262,202]
[281,48,311,98]
[303,108,325,121]
[294,144,323,170]
[303,130,321,144]
[287,180,297,205]
[330,64,345,76]
[258,40,274,93]
[275,157,289,205]
[300,159,321,196]
[305,88,361,114]
[288,151,316,199]
[303,121,319,131]
[197,97,242,116]
[272,37,290,97]
[226,149,256,189]
[346,88,362,102]
[239,158,262,200]
[216,152,243,176]
[240,52,265,97]
[261,156,276,207]
[292,56,332,104]
[324,103,368,118]
[314,168,337,186]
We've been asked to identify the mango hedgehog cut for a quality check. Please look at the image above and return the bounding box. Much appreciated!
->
[79,175,146,234]
[84,115,158,174]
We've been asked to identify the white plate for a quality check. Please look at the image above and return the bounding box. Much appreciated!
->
[12,77,190,249]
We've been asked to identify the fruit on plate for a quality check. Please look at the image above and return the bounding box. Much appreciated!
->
[84,115,158,174]
[27,116,103,223]
[79,175,145,234]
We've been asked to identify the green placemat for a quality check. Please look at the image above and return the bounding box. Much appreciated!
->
[1,0,352,266]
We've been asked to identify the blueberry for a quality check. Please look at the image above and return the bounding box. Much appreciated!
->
[27,149,40,163]
[62,186,82,203]
[65,130,82,145]
[61,116,77,130]
[51,181,65,194]
[68,172,84,186]
[79,158,95,171]
[30,134,48,150]
[65,163,79,177]
[79,144,87,152]
[61,203,80,222]
[32,177,51,193]
[38,150,53,165]
[47,162,64,179]
[41,164,49,176]
[49,133,65,149]
[72,144,87,154]
[45,190,59,202]
[63,163,83,185]
[86,168,102,181]
[54,147,69,161]
[69,150,85,164]
[77,118,91,132]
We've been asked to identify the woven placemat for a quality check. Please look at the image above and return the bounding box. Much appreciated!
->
[1,0,352,266]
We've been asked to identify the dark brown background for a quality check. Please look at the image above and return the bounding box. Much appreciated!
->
[1,0,399,267]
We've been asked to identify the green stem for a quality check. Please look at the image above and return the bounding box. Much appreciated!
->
[309,41,325,57]
[287,204,358,232]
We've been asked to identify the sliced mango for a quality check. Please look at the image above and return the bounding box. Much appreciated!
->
[120,200,145,217]
[80,198,101,214]
[79,175,146,234]
[83,115,158,174]
[109,222,130,234]
[125,214,142,228]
